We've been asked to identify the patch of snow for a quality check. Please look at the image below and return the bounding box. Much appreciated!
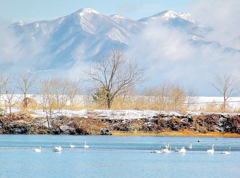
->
[111,14,126,20]
[161,10,178,20]
[106,28,128,44]
[179,13,195,23]
[140,10,195,23]
[78,8,100,16]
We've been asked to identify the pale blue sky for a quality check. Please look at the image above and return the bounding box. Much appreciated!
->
[0,0,198,22]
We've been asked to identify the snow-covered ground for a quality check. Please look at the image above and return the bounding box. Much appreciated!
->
[11,109,239,120]
[188,96,240,110]
[0,95,240,119]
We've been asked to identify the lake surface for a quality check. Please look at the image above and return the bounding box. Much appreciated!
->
[0,135,239,178]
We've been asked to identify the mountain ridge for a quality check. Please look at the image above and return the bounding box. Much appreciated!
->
[9,8,202,68]
[3,8,240,96]
[8,8,240,67]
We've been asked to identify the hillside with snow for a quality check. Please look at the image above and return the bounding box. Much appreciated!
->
[8,8,236,69]
[1,8,240,95]
[11,8,138,68]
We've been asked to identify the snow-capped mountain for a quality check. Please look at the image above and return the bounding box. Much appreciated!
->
[4,8,239,75]
[11,8,138,68]
[8,8,200,69]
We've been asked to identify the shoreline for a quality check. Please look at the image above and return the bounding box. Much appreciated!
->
[1,112,240,136]
[111,131,240,138]
[0,131,240,138]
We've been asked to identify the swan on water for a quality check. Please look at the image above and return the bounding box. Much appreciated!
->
[220,151,230,155]
[207,144,214,154]
[83,141,89,148]
[152,145,170,153]
[220,147,231,155]
[69,144,75,148]
[53,146,63,152]
[151,150,162,153]
[34,147,42,152]
[188,144,193,149]
[161,144,171,153]
[177,147,186,153]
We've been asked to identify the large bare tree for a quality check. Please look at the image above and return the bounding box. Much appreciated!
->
[89,49,143,109]
[212,74,235,112]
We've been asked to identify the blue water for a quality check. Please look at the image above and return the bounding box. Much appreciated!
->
[0,135,239,178]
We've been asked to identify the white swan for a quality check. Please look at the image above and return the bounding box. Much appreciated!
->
[220,147,231,155]
[69,144,75,148]
[177,147,186,153]
[34,147,42,152]
[151,150,162,153]
[161,145,171,153]
[188,144,193,149]
[83,141,89,149]
[207,144,214,154]
[53,146,62,152]
[161,148,171,153]
[220,151,230,155]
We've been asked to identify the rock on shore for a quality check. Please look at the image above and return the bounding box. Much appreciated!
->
[0,111,240,135]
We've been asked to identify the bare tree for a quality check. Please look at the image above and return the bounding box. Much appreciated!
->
[185,88,197,110]
[16,73,34,108]
[212,74,235,112]
[143,83,185,111]
[0,76,8,114]
[40,78,80,127]
[143,85,169,110]
[65,80,80,108]
[168,85,185,111]
[5,89,16,115]
[0,76,5,108]
[89,49,143,109]
[0,76,17,115]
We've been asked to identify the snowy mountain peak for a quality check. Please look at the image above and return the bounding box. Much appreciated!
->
[160,10,178,19]
[160,10,194,22]
[140,10,194,23]
[75,8,100,16]
[178,13,194,22]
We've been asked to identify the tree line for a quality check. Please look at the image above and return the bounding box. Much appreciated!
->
[0,49,238,116]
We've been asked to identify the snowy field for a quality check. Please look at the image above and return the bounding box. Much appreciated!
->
[0,95,240,119]
[5,108,239,120]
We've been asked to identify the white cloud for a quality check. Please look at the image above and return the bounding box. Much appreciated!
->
[0,22,21,63]
[189,0,240,50]
[0,20,49,76]
[127,8,240,95]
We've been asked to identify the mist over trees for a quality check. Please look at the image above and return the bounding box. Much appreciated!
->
[0,49,240,114]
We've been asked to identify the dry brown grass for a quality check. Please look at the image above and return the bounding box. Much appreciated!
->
[0,94,238,114]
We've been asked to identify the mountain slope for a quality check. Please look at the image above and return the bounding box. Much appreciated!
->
[11,8,141,69]
[4,8,240,84]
